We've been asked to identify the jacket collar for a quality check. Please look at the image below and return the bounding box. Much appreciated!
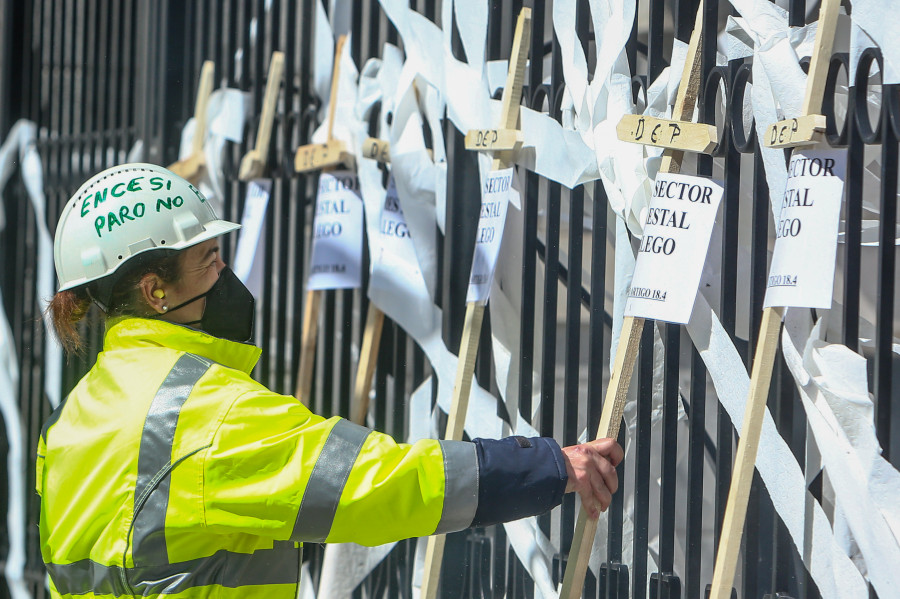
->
[103,317,261,375]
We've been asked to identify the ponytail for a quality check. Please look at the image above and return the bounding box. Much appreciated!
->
[47,287,93,354]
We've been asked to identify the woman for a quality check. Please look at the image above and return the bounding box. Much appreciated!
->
[39,163,622,598]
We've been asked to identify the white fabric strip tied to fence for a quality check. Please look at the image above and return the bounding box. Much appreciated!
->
[781,309,900,598]
[0,121,61,413]
[847,0,900,84]
[0,281,25,599]
[686,292,867,597]
[0,119,56,599]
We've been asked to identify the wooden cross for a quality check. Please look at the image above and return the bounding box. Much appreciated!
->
[168,60,214,184]
[293,35,351,405]
[238,52,285,181]
[361,137,391,163]
[709,1,841,597]
[419,8,531,599]
[617,114,716,153]
[763,0,840,149]
[559,3,711,597]
[294,36,354,174]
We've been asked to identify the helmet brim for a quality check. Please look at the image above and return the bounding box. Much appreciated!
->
[57,218,241,292]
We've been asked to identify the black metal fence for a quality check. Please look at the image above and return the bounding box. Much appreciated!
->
[0,0,896,598]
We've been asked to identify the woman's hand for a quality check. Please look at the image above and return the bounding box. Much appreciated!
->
[561,438,624,518]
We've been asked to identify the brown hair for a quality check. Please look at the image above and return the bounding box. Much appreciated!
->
[47,287,93,354]
[48,250,183,354]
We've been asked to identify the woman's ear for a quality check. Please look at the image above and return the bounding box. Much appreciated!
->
[139,274,168,315]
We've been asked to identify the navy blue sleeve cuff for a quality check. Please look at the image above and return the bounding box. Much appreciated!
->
[470,436,568,528]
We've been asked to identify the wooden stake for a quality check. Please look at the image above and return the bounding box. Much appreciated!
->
[420,302,486,599]
[239,52,285,181]
[710,2,840,597]
[168,61,214,183]
[560,4,707,597]
[294,36,347,406]
[352,302,385,425]
[350,137,392,425]
[420,9,532,599]
[295,285,323,402]
[708,306,783,599]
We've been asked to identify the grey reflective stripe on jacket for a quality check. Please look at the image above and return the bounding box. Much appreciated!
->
[132,353,213,566]
[291,419,372,542]
[433,440,479,534]
[46,546,301,596]
[48,353,300,597]
[288,423,479,541]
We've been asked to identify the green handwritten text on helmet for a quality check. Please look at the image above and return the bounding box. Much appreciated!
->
[54,163,240,292]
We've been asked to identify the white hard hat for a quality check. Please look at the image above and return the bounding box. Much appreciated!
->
[54,163,240,293]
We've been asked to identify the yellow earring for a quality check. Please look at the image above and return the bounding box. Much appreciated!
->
[153,289,166,299]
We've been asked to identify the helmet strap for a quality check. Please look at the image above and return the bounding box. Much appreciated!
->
[85,286,109,314]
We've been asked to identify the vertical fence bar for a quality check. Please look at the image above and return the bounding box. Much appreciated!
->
[561,184,584,554]
[875,84,897,462]
[632,324,654,599]
[685,349,706,599]
[587,181,608,448]
[540,176,561,553]
[658,324,678,574]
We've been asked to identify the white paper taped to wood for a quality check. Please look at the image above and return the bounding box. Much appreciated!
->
[625,172,724,324]
[764,148,846,309]
[232,179,271,297]
[466,167,513,303]
[308,170,364,290]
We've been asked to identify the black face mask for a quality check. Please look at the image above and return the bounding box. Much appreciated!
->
[163,267,255,343]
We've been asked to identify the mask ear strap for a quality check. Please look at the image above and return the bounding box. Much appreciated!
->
[163,291,209,316]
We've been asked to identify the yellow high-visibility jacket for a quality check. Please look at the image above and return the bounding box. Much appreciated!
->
[38,318,567,598]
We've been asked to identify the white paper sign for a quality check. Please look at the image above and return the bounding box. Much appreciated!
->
[466,168,513,304]
[232,179,270,297]
[624,172,724,324]
[373,174,420,280]
[307,170,364,290]
[764,149,846,309]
